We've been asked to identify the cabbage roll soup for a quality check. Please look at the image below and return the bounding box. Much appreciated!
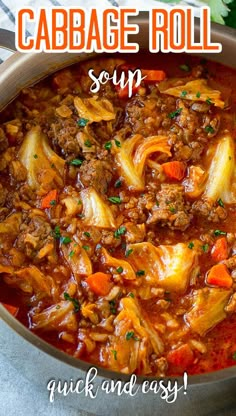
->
[1,53,236,377]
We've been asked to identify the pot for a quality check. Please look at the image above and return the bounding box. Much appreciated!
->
[0,14,236,415]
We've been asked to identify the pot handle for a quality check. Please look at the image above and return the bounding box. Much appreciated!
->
[0,29,16,52]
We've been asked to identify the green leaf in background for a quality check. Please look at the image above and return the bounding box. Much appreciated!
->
[157,0,235,25]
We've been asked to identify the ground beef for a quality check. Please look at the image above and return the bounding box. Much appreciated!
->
[16,215,54,260]
[191,201,227,222]
[147,184,191,231]
[125,94,174,137]
[0,184,7,207]
[78,159,113,194]
[49,118,81,157]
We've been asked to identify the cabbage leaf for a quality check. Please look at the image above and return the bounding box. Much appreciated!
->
[100,248,136,280]
[80,187,116,229]
[115,135,171,191]
[127,242,199,293]
[18,126,65,192]
[74,96,115,123]
[163,79,225,108]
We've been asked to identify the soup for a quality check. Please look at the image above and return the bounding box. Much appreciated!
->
[0,53,236,377]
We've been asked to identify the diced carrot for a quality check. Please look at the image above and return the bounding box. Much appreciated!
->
[86,272,112,296]
[1,302,19,316]
[141,69,166,83]
[167,343,194,369]
[211,237,228,262]
[41,189,58,209]
[206,263,232,289]
[162,161,186,181]
[115,83,138,99]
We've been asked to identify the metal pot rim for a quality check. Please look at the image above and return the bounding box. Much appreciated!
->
[0,16,236,385]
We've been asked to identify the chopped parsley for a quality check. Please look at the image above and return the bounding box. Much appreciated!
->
[111,349,117,360]
[78,200,82,205]
[125,248,133,258]
[125,331,139,341]
[114,179,122,188]
[63,292,80,313]
[128,292,135,298]
[104,141,112,151]
[169,206,176,213]
[205,125,215,134]
[217,198,224,208]
[70,159,83,166]
[188,242,194,249]
[181,90,188,97]
[168,108,183,119]
[214,229,227,236]
[179,64,190,72]
[77,118,89,127]
[82,245,90,251]
[114,226,126,239]
[33,154,38,159]
[196,91,201,98]
[56,305,61,310]
[156,200,159,207]
[52,225,61,240]
[108,196,121,204]
[201,244,209,253]
[115,139,121,148]
[49,199,57,206]
[206,97,212,105]
[116,266,123,274]
[232,352,236,361]
[136,270,145,276]
[84,231,91,238]
[84,139,92,148]
[109,300,116,314]
[60,236,72,245]
[69,250,75,258]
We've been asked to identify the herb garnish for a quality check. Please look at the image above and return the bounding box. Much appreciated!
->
[33,154,38,159]
[116,266,123,274]
[125,331,139,341]
[84,231,91,238]
[196,91,201,98]
[108,196,121,204]
[114,226,126,239]
[125,248,133,258]
[64,292,80,313]
[104,141,112,150]
[60,236,72,245]
[111,349,117,360]
[202,244,209,253]
[70,159,83,166]
[114,179,122,188]
[188,242,194,249]
[84,139,92,147]
[69,250,75,258]
[109,300,116,314]
[232,352,236,361]
[214,230,227,236]
[206,97,212,105]
[115,139,121,148]
[181,90,188,97]
[136,270,145,276]
[217,198,224,208]
[52,225,61,240]
[205,125,215,134]
[78,118,89,127]
[82,245,90,251]
[128,292,135,298]
[168,108,183,119]
[49,199,57,206]
[179,64,190,72]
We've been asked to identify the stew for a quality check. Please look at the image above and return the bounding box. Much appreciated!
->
[0,52,236,377]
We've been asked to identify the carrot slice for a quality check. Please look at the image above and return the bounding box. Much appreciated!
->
[167,344,194,369]
[141,69,166,82]
[1,302,19,316]
[211,237,228,262]
[86,272,112,296]
[206,263,232,289]
[115,83,138,99]
[162,161,186,180]
[41,189,58,209]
